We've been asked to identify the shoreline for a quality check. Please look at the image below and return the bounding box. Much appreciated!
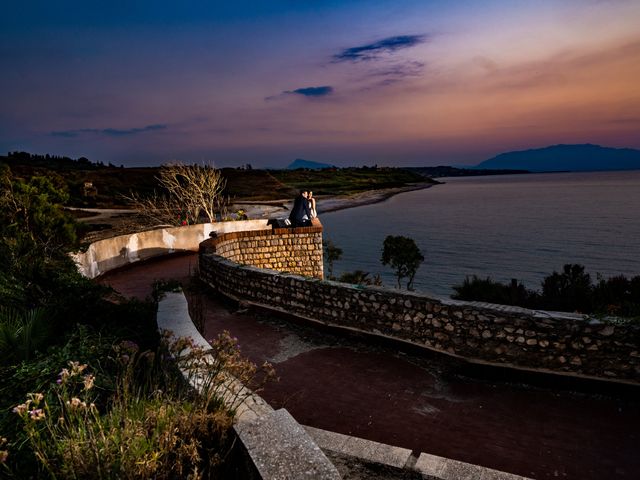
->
[233,181,437,219]
[75,182,438,241]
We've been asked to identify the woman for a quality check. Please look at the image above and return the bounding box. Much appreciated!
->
[308,191,317,218]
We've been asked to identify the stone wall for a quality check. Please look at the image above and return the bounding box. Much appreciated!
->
[199,252,640,384]
[72,219,270,278]
[201,224,324,279]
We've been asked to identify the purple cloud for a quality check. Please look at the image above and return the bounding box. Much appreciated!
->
[51,124,167,138]
[285,86,334,97]
[334,35,427,62]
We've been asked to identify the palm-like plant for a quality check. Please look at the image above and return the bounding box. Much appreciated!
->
[0,307,50,364]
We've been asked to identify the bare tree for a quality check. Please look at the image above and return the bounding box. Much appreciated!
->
[158,162,226,223]
[124,161,227,226]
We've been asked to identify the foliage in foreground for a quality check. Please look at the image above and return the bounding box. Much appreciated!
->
[4,332,274,479]
[452,264,640,317]
[0,165,275,478]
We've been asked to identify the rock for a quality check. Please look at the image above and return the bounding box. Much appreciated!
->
[599,325,615,336]
[526,338,538,346]
[558,356,566,364]
[539,340,549,348]
[570,356,582,366]
[445,324,455,332]
[392,323,401,331]
[516,336,525,344]
[481,330,493,339]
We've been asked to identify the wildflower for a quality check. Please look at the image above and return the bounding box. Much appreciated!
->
[69,361,88,375]
[13,403,29,416]
[58,368,70,384]
[83,374,95,391]
[29,393,44,404]
[29,409,46,421]
[67,397,83,410]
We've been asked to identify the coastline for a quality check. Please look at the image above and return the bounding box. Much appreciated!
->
[76,182,437,241]
[233,181,437,219]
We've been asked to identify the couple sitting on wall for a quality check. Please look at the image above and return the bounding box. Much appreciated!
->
[288,189,317,227]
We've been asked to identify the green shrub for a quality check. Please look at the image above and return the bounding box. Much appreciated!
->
[6,332,275,479]
[0,307,52,364]
[452,265,640,317]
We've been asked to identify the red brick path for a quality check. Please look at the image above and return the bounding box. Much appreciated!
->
[100,254,640,480]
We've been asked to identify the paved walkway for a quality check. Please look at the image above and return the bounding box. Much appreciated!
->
[100,254,640,480]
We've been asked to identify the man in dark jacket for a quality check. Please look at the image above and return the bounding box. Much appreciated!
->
[289,190,312,227]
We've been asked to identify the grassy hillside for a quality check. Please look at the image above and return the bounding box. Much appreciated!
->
[2,152,434,207]
[271,166,432,195]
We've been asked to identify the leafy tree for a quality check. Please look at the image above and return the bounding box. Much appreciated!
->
[323,239,343,280]
[452,276,536,306]
[541,264,592,312]
[381,235,424,290]
[0,166,78,259]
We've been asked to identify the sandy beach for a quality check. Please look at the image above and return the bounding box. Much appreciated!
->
[75,182,437,241]
[232,182,436,219]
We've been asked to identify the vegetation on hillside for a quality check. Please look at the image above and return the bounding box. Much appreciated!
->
[0,165,271,478]
[271,165,433,196]
[3,152,435,209]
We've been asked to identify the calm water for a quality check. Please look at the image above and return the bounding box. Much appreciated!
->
[320,170,640,296]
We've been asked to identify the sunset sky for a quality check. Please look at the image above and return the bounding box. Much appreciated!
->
[2,1,639,167]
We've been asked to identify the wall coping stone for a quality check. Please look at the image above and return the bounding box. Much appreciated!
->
[156,291,340,479]
[305,425,531,480]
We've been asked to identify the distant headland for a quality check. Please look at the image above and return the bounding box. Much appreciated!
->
[475,144,640,172]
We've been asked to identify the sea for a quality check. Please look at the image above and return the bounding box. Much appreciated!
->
[320,170,640,297]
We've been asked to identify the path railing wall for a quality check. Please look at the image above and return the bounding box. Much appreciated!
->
[202,222,324,280]
[199,232,639,384]
[72,220,270,278]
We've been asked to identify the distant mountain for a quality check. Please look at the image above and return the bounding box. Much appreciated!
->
[476,144,640,172]
[287,158,335,170]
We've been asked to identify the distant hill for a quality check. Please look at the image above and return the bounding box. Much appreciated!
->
[287,158,335,170]
[476,144,640,172]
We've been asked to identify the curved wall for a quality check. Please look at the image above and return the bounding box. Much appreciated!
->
[202,223,323,279]
[72,220,270,278]
[199,246,640,384]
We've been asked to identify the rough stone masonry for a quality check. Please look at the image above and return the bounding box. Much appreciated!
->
[199,225,639,383]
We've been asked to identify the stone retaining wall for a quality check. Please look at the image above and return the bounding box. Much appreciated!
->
[201,223,323,279]
[72,219,270,278]
[199,252,640,384]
